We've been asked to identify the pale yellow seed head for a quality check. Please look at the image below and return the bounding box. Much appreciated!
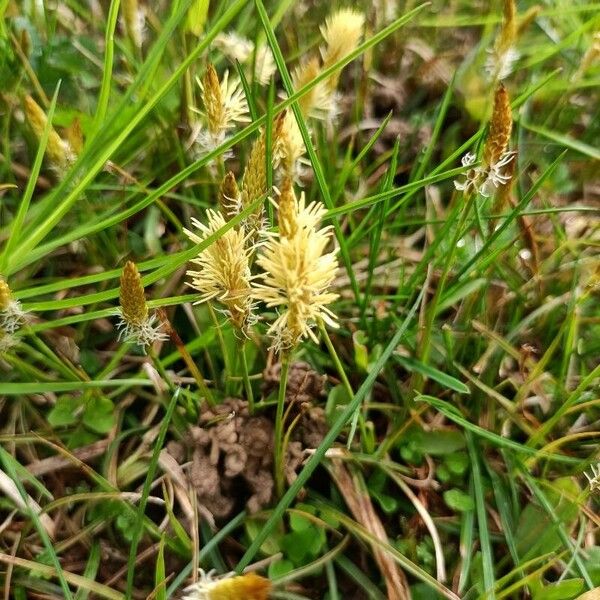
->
[320,8,365,90]
[183,571,271,600]
[277,176,298,239]
[253,190,339,353]
[119,261,148,327]
[185,210,255,332]
[23,95,72,169]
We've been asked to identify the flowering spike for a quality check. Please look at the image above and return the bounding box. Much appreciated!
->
[184,210,255,332]
[320,9,365,91]
[484,84,512,167]
[118,262,166,350]
[191,65,250,154]
[182,570,271,600]
[253,183,339,352]
[119,261,148,326]
[219,171,241,221]
[24,95,73,171]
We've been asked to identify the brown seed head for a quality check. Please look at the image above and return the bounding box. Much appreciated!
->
[202,63,225,136]
[484,84,512,166]
[219,171,240,221]
[119,261,148,327]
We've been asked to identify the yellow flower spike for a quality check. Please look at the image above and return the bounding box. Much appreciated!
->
[184,210,255,333]
[192,64,249,154]
[203,63,226,140]
[118,261,166,350]
[253,186,339,353]
[23,95,73,171]
[182,570,271,600]
[320,8,365,91]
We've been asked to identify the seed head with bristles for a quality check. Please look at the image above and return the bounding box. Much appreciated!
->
[118,261,166,350]
[484,84,513,167]
[191,64,250,155]
[253,186,339,353]
[320,9,365,91]
[24,95,74,172]
[182,570,271,600]
[184,210,256,332]
[455,85,515,198]
[0,280,26,334]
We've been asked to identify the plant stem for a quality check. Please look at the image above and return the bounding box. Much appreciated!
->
[148,346,175,393]
[239,338,255,414]
[274,352,290,497]
[318,319,368,450]
[207,302,232,394]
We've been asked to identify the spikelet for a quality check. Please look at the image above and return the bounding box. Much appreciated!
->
[292,57,332,119]
[214,31,255,62]
[240,130,270,239]
[182,570,271,600]
[272,111,303,182]
[455,85,515,198]
[320,9,365,91]
[213,33,275,86]
[253,181,338,352]
[0,328,17,354]
[486,0,519,80]
[191,64,249,154]
[23,95,74,171]
[118,261,166,350]
[0,280,26,334]
[253,44,277,86]
[277,176,298,239]
[122,0,145,48]
[483,84,512,167]
[184,210,255,332]
[219,171,241,221]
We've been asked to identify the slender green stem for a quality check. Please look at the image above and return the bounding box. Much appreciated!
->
[318,320,367,450]
[415,192,475,392]
[147,346,175,393]
[274,352,290,497]
[239,338,255,414]
[207,302,231,393]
